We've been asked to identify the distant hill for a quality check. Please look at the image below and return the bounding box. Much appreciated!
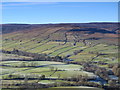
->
[2,23,119,34]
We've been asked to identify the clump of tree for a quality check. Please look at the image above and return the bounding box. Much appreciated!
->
[112,63,120,77]
[76,81,102,88]
[73,50,83,55]
[12,62,38,67]
[83,63,110,81]
[108,63,115,68]
[104,82,120,90]
[3,74,45,80]
[19,83,48,89]
[63,74,89,82]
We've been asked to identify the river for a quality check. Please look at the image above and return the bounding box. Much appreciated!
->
[88,75,118,85]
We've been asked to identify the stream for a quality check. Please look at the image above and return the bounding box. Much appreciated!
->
[88,76,107,85]
[88,75,118,85]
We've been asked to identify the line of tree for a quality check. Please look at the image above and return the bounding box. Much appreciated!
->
[2,49,63,62]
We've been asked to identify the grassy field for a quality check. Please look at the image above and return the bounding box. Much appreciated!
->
[2,36,118,65]
[1,57,96,79]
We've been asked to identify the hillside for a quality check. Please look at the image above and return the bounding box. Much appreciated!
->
[2,23,119,51]
[1,23,119,89]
